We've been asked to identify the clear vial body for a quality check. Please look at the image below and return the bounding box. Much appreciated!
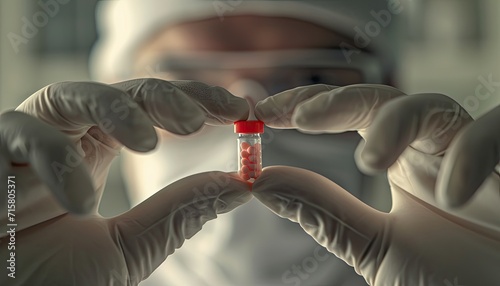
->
[237,133,262,182]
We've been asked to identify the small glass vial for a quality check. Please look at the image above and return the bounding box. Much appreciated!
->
[234,120,264,182]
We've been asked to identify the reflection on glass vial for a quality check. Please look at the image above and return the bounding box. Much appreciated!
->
[234,121,264,182]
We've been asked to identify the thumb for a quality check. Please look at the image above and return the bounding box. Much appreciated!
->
[436,105,500,208]
[108,171,252,284]
[252,166,387,278]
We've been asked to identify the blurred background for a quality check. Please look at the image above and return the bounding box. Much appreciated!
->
[1,0,499,216]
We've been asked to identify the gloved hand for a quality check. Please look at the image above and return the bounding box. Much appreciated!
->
[0,79,249,284]
[253,84,500,285]
[0,79,249,232]
[0,110,252,285]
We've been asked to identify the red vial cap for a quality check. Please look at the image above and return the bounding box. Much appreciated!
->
[234,120,264,134]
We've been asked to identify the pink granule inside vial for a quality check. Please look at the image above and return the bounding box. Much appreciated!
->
[239,141,262,181]
[234,120,264,182]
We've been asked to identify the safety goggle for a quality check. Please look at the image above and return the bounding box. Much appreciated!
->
[140,49,383,93]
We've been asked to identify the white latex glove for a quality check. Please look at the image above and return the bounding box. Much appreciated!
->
[0,79,250,285]
[253,84,500,285]
[0,79,248,233]
[0,116,250,285]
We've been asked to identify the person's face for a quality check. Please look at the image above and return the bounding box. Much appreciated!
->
[134,16,364,96]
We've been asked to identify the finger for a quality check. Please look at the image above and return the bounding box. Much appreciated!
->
[114,79,249,128]
[355,93,472,173]
[170,80,250,124]
[291,84,404,132]
[436,105,500,208]
[0,111,95,214]
[254,84,336,128]
[109,171,252,284]
[252,166,386,278]
[17,81,157,152]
